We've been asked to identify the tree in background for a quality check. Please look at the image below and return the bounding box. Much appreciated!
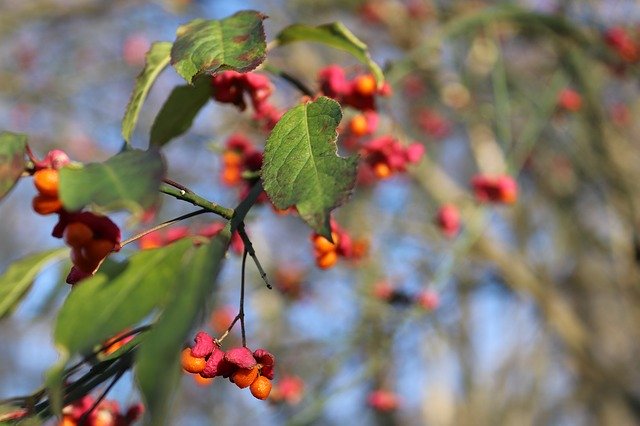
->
[1,0,640,425]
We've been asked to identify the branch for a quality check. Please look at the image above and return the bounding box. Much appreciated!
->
[159,184,234,220]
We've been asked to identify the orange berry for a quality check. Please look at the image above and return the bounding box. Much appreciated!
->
[60,415,76,426]
[194,374,214,386]
[181,348,206,374]
[81,239,114,264]
[33,168,59,197]
[250,376,272,400]
[32,195,62,215]
[354,74,377,96]
[373,162,392,179]
[349,114,368,136]
[313,232,339,253]
[63,222,94,248]
[222,166,242,185]
[316,250,338,269]
[232,366,259,389]
[222,151,243,167]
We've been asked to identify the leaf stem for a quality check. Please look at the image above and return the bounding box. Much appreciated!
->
[119,209,209,248]
[159,183,234,220]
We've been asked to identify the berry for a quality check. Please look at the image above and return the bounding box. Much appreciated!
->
[63,222,94,248]
[557,88,582,112]
[33,168,59,197]
[82,239,115,264]
[32,195,62,215]
[435,204,460,238]
[367,390,400,411]
[353,74,377,96]
[190,331,215,358]
[313,233,338,252]
[232,366,259,389]
[316,250,338,269]
[250,376,272,400]
[193,375,214,386]
[349,114,368,136]
[181,348,206,374]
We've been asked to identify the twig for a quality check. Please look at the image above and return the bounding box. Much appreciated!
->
[162,178,194,194]
[77,368,125,426]
[119,209,208,248]
[262,63,315,97]
[237,223,271,289]
[240,250,248,347]
[160,184,234,220]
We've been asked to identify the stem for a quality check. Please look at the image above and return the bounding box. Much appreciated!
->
[77,368,125,425]
[263,63,316,97]
[240,249,248,347]
[65,326,150,377]
[119,209,208,248]
[159,183,234,220]
[216,315,241,344]
[237,223,271,289]
[162,177,194,194]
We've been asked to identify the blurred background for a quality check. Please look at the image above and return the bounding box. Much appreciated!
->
[2,0,640,425]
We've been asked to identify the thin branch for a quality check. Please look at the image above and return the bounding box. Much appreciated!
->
[77,368,125,426]
[119,209,208,248]
[240,249,248,348]
[162,177,194,194]
[160,184,234,220]
[237,223,271,289]
[262,63,316,97]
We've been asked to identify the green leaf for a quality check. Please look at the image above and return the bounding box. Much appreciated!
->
[0,248,68,319]
[275,22,384,87]
[150,76,211,147]
[136,227,230,424]
[262,97,358,238]
[53,239,196,356]
[121,42,173,144]
[0,132,27,202]
[171,11,267,83]
[58,149,165,215]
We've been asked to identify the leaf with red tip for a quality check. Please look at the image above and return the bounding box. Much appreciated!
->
[224,346,257,369]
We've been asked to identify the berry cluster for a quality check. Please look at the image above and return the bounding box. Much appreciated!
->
[218,134,265,201]
[269,375,305,405]
[435,204,461,238]
[210,71,281,130]
[557,88,582,112]
[53,212,121,284]
[604,27,639,64]
[30,149,120,285]
[417,108,452,140]
[311,220,368,269]
[471,174,518,204]
[60,395,143,426]
[373,282,440,311]
[318,65,391,111]
[367,389,401,412]
[360,136,425,180]
[181,331,275,400]
[31,150,70,215]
